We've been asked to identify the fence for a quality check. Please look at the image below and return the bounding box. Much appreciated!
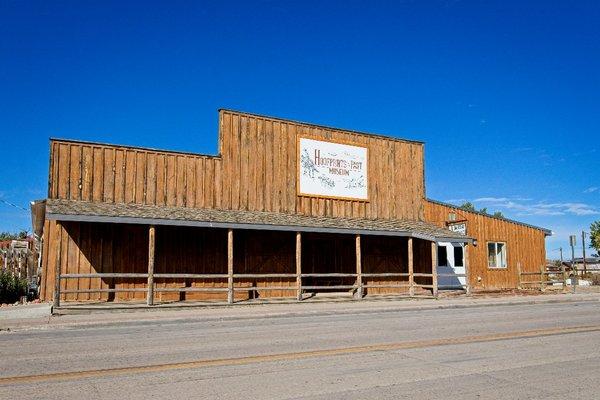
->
[1,240,40,290]
[517,263,571,292]
[1,248,31,278]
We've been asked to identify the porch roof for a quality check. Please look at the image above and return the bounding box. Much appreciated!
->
[45,199,473,243]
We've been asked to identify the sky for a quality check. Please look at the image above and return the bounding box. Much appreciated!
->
[0,0,598,259]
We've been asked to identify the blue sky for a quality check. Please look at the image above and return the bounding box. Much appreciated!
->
[0,1,598,259]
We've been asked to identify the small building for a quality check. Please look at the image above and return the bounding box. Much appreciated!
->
[425,200,551,289]
[565,257,600,272]
[37,110,551,305]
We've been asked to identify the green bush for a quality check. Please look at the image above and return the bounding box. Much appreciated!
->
[0,270,28,304]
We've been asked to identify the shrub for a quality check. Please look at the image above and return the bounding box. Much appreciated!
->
[0,270,28,304]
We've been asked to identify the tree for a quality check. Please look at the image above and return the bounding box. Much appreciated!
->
[0,230,28,241]
[591,221,600,254]
[459,202,476,212]
[458,202,503,217]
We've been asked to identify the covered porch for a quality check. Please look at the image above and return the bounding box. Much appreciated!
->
[43,199,472,307]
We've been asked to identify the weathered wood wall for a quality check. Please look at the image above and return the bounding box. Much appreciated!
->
[424,200,547,289]
[48,110,425,220]
[362,236,432,295]
[40,222,434,301]
[48,140,222,209]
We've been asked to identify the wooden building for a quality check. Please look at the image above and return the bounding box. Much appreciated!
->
[37,109,549,305]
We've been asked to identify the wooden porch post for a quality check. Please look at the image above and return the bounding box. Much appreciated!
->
[408,237,414,297]
[146,225,156,306]
[53,222,62,309]
[464,243,471,295]
[296,232,302,301]
[431,241,438,298]
[227,229,234,304]
[355,234,363,300]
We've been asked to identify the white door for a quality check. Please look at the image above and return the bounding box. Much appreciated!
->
[437,242,466,289]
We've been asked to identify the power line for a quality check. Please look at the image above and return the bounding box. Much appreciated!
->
[0,198,28,212]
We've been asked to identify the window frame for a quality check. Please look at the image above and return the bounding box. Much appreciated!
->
[487,241,508,269]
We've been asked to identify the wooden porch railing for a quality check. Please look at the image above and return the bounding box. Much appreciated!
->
[54,270,441,307]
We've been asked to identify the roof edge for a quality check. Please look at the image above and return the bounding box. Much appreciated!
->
[45,199,472,243]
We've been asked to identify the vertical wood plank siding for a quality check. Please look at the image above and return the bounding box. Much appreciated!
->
[424,200,547,290]
[48,110,425,220]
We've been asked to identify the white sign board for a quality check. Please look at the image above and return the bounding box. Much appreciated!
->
[298,138,368,200]
[448,222,467,236]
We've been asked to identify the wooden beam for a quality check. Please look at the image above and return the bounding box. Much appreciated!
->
[408,237,414,297]
[146,225,156,306]
[431,241,438,298]
[53,222,62,309]
[227,229,234,304]
[296,232,302,301]
[464,244,471,295]
[355,234,363,300]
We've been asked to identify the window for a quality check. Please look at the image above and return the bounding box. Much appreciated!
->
[488,242,507,268]
[437,246,448,267]
[454,246,464,267]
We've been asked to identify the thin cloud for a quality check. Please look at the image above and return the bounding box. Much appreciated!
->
[474,196,532,203]
[511,147,533,153]
[474,197,510,202]
[537,203,600,216]
[584,186,598,193]
[466,197,600,217]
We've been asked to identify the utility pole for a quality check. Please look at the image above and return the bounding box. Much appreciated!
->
[569,235,577,292]
[559,247,563,264]
[582,231,587,275]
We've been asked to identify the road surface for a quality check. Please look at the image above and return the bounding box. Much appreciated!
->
[1,300,599,399]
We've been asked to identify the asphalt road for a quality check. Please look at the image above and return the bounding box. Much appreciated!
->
[1,301,600,399]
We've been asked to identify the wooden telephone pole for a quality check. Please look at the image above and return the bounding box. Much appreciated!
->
[582,231,587,275]
[570,235,577,292]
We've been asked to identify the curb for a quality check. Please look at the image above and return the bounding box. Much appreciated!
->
[6,295,599,333]
[0,304,52,321]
